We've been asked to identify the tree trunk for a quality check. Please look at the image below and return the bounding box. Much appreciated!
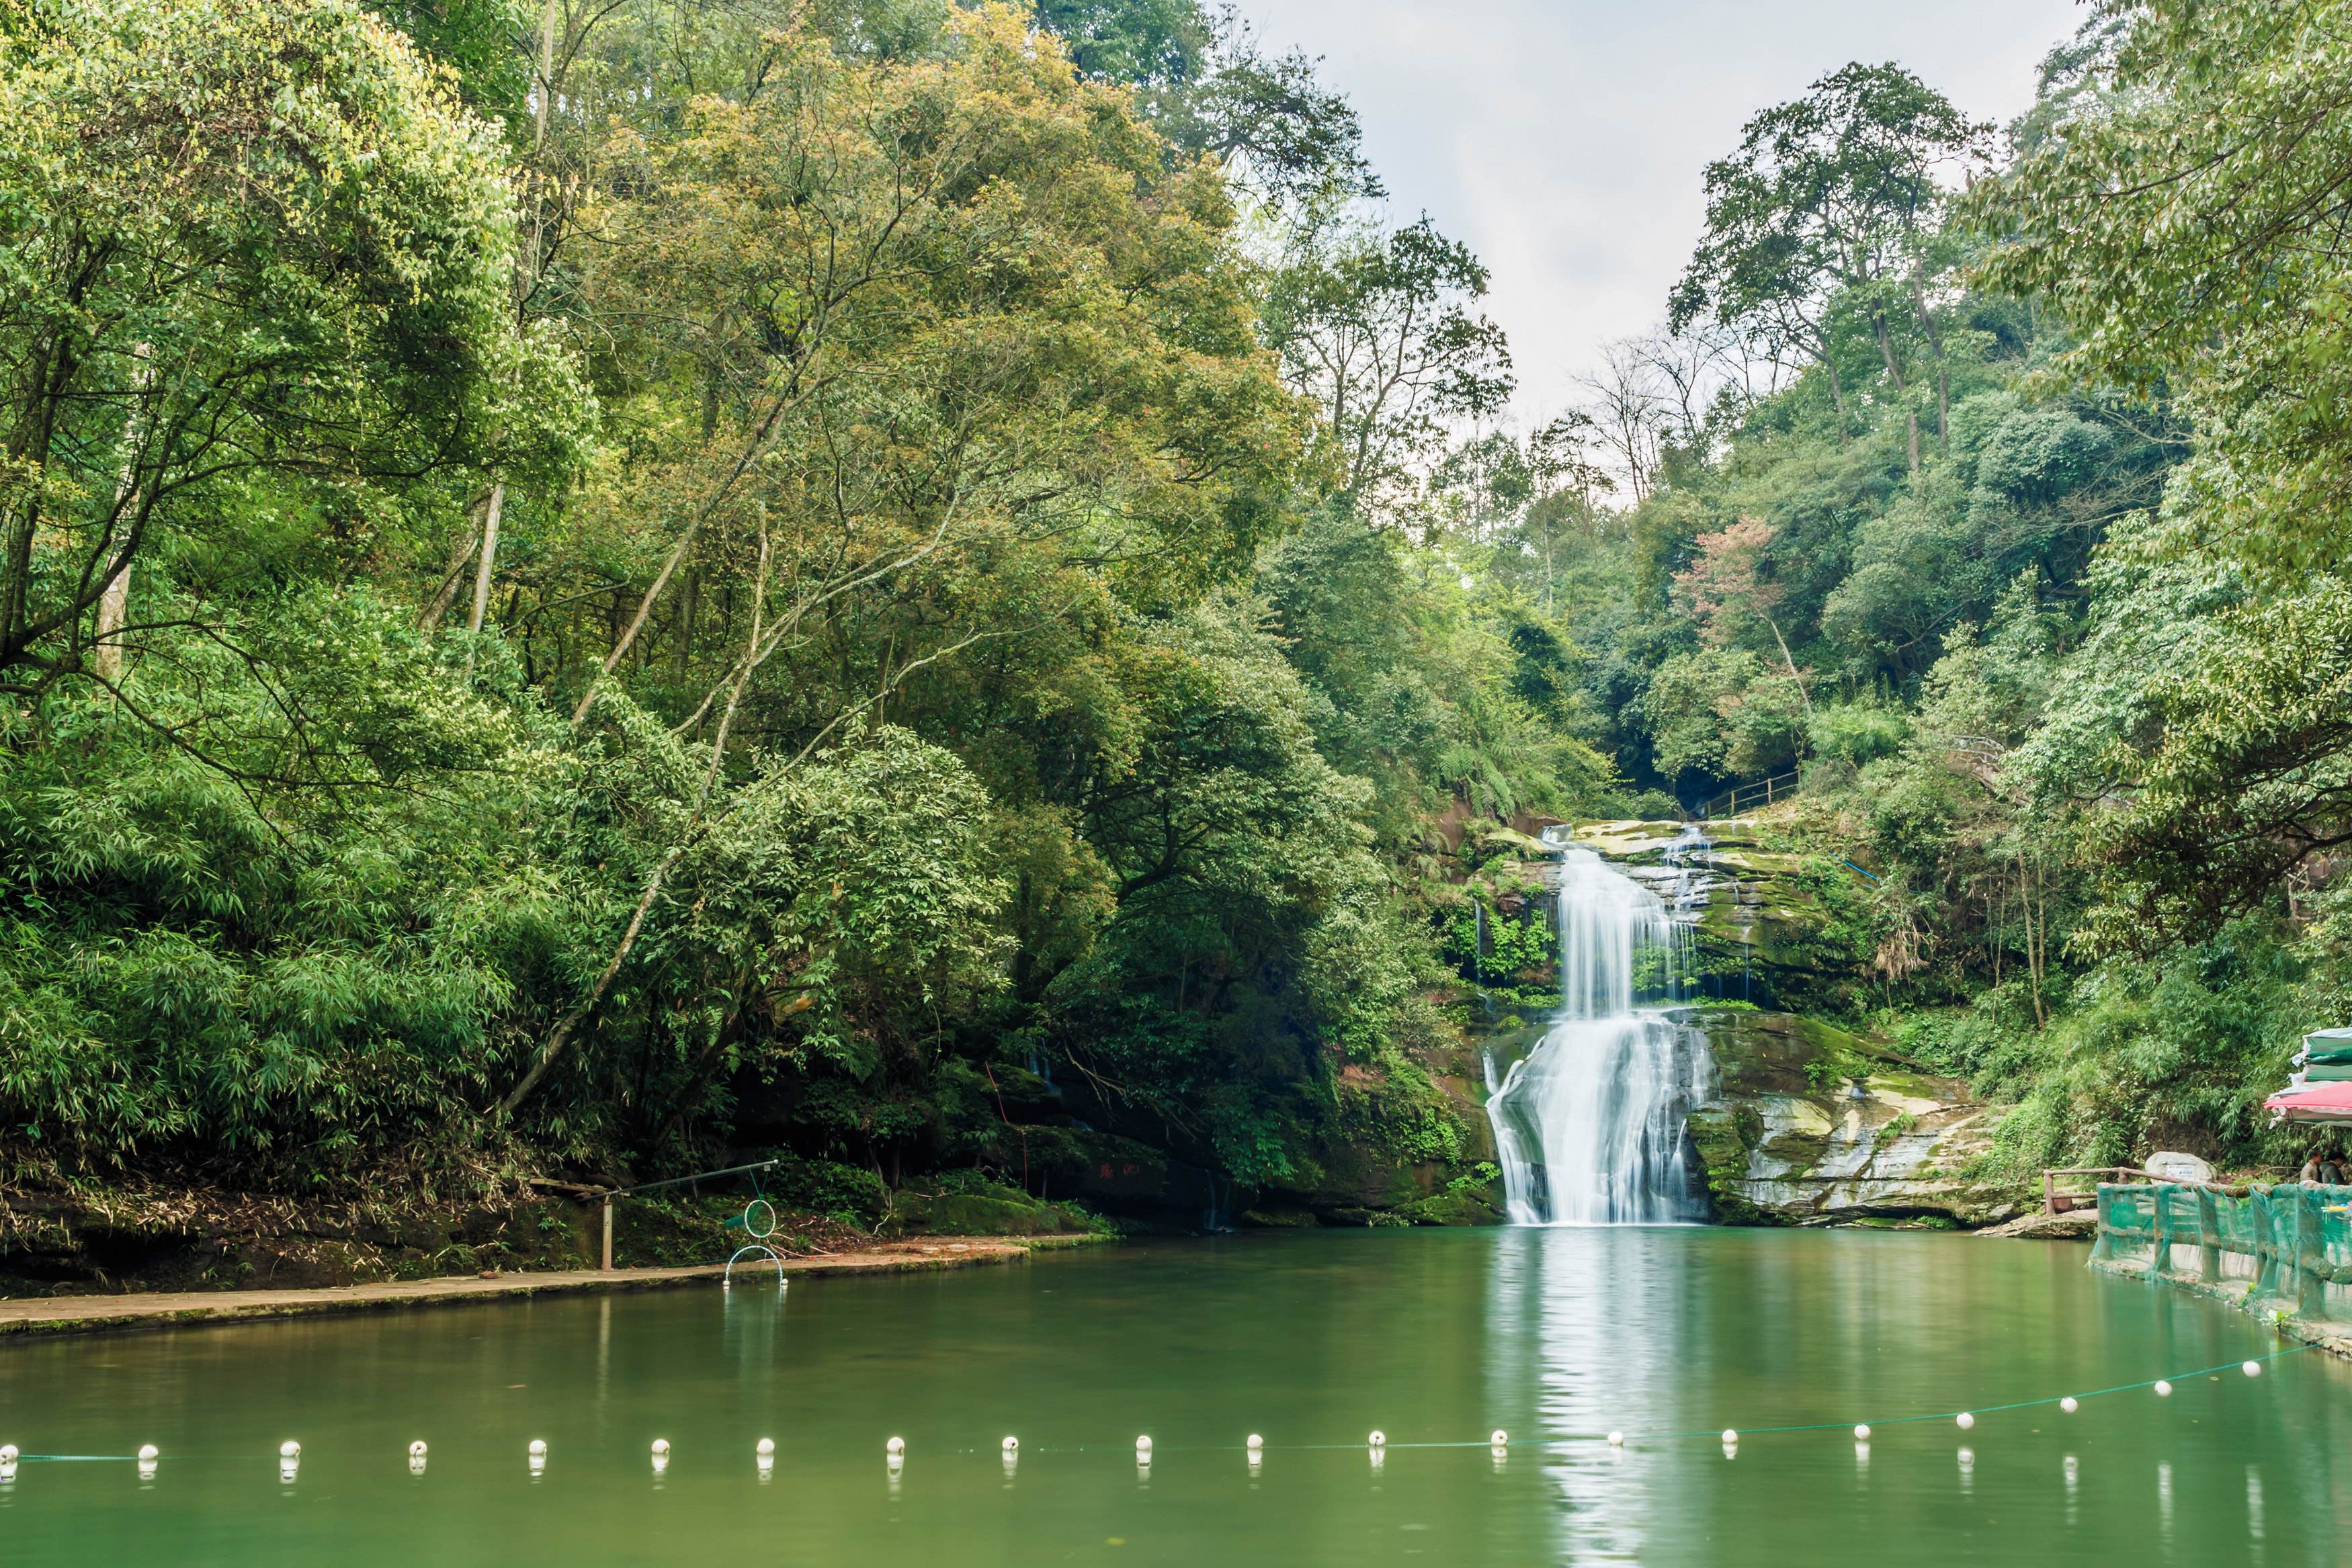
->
[499,524,776,1119]
[418,498,489,634]
[461,482,505,677]
[1873,314,1919,481]
[1908,267,1951,457]
[90,344,155,685]
[2025,862,2048,1030]
[1821,346,1851,446]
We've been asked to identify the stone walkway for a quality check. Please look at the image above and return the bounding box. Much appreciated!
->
[0,1236,1088,1338]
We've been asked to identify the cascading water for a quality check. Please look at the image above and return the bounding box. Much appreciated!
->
[1484,827,1713,1225]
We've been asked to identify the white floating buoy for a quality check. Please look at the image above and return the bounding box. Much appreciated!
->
[1246,1433,1264,1451]
[528,1439,548,1458]
[1000,1437,1017,1454]
[137,1444,159,1463]
[279,1441,300,1460]
[409,1441,427,1459]
[885,1436,906,1458]
[0,1445,16,1463]
[1490,1430,1509,1447]
[1721,1429,1738,1445]
[1607,1432,1624,1447]
[2244,1360,2263,1377]
[2060,1397,2079,1414]
[1135,1436,1152,1456]
[2154,1380,2173,1397]
[650,1438,671,1457]
[1854,1424,1871,1440]
[1956,1411,1976,1430]
[1368,1430,1386,1449]
[755,1438,776,1458]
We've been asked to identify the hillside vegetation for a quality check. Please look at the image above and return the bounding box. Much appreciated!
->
[2,0,2345,1223]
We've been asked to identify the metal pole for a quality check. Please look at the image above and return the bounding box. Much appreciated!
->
[601,1198,614,1272]
[612,1158,779,1196]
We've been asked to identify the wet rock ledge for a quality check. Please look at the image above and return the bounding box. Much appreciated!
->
[1682,1006,2019,1228]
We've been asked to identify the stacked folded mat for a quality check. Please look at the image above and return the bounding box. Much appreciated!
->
[2296,1027,2352,1082]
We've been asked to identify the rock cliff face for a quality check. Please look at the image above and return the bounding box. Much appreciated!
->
[1566,821,2021,1229]
[1681,1006,2019,1227]
[1569,820,1860,1015]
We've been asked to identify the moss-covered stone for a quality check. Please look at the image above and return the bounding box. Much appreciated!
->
[1567,820,1863,1013]
[1686,1101,1780,1226]
[1682,1004,2025,1227]
[883,1186,1103,1238]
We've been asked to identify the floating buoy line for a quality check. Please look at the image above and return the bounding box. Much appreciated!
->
[0,1346,2310,1483]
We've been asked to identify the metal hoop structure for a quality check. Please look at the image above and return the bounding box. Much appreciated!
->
[722,1197,786,1291]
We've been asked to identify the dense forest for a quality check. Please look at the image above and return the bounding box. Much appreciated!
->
[1,0,2345,1219]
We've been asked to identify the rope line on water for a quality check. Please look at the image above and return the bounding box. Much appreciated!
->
[2,1342,2316,1472]
[958,1344,2319,1456]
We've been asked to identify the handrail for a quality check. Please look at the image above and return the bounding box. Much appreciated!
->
[1699,769,1802,820]
[2044,1166,2251,1213]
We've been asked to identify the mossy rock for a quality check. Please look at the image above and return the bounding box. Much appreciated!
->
[1686,1102,1781,1226]
[1569,820,1693,859]
[1683,1006,2024,1228]
[1393,1181,1506,1227]
[885,1187,1097,1237]
[1566,820,1863,1011]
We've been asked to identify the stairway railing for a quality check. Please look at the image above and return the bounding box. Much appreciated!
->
[1697,769,1802,820]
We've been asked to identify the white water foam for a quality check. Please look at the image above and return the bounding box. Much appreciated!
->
[1484,828,1712,1225]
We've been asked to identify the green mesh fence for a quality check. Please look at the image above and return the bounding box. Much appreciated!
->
[2095,1182,2352,1328]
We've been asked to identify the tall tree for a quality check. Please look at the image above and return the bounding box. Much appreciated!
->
[0,0,581,693]
[1260,215,1513,513]
[1972,0,2352,580]
[1670,62,1991,464]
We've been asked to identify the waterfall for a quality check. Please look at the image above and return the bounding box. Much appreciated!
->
[1484,828,1712,1225]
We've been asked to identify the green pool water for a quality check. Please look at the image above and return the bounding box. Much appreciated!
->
[3,1227,2346,1565]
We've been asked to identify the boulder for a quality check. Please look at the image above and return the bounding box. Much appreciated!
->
[2144,1151,2216,1184]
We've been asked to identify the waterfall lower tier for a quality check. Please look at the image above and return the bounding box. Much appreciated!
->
[1486,1012,1710,1224]
[1484,830,1714,1225]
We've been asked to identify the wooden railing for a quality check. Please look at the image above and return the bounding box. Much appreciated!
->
[2044,1166,2150,1215]
[1698,769,1802,820]
[2043,1165,2249,1214]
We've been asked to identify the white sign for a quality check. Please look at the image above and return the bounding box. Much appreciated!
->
[2144,1151,2216,1184]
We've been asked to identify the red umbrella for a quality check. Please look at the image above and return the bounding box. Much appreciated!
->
[2265,1080,2352,1123]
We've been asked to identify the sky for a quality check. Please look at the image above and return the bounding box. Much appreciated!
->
[1237,0,2088,423]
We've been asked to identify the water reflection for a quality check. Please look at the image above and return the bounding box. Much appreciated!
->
[1485,1226,1699,1561]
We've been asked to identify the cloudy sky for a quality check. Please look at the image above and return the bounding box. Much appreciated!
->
[1238,0,2087,422]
